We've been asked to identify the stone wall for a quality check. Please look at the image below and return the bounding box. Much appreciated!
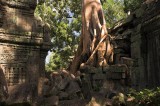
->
[111,0,160,89]
[0,0,51,104]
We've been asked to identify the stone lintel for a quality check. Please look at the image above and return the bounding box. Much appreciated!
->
[0,0,37,10]
[0,33,43,45]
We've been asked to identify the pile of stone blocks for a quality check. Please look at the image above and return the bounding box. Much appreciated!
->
[37,70,87,106]
[37,65,128,106]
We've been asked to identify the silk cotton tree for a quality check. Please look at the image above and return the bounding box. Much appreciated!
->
[69,0,113,74]
[35,0,126,71]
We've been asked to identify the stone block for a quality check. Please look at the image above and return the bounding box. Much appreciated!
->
[49,87,59,96]
[81,75,92,99]
[59,99,86,106]
[92,80,103,91]
[66,81,81,95]
[111,73,124,79]
[59,92,69,100]
[102,80,115,92]
[121,57,134,67]
[114,53,129,64]
[68,92,80,100]
[135,24,142,33]
[104,65,127,80]
[6,83,37,104]
[138,58,145,66]
[106,71,112,79]
[121,29,133,39]
[80,65,103,74]
[142,16,160,33]
[131,34,141,43]
[125,14,134,23]
[131,67,141,86]
[92,74,106,80]
[44,96,59,106]
[131,43,142,59]
[109,65,126,73]
[38,77,49,96]
[114,48,125,54]
[135,8,145,18]
[85,67,103,74]
[58,78,70,91]
[113,39,130,49]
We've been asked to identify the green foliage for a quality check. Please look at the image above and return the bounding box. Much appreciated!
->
[35,0,80,71]
[35,0,142,71]
[102,0,127,27]
[128,87,160,105]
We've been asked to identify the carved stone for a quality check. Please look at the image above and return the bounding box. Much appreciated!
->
[0,0,52,104]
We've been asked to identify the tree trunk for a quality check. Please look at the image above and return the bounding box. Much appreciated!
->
[69,0,113,75]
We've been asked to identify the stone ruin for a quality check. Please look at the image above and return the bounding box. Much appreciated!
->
[39,1,160,105]
[0,0,160,106]
[111,0,160,89]
[0,0,51,105]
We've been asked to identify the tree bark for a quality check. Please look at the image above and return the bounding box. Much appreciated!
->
[69,0,113,75]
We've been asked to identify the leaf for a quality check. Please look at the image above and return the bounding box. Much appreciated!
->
[107,0,114,5]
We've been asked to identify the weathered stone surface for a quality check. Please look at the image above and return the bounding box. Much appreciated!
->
[111,0,160,88]
[92,74,106,80]
[135,8,145,18]
[59,99,87,106]
[0,0,52,104]
[120,57,134,67]
[65,80,81,98]
[59,92,69,100]
[57,77,70,91]
[44,96,59,106]
[125,14,134,23]
[131,34,141,43]
[1,0,37,9]
[81,74,92,99]
[0,66,8,102]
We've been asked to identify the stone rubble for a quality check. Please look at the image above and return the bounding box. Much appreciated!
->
[0,0,160,106]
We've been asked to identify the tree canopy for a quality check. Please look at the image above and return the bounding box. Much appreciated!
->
[35,0,142,71]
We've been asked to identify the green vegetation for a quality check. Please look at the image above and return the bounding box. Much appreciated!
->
[35,0,142,71]
[102,0,127,27]
[35,0,80,71]
[127,87,160,105]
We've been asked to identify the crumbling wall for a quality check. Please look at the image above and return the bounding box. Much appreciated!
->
[0,0,51,104]
[111,0,160,89]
